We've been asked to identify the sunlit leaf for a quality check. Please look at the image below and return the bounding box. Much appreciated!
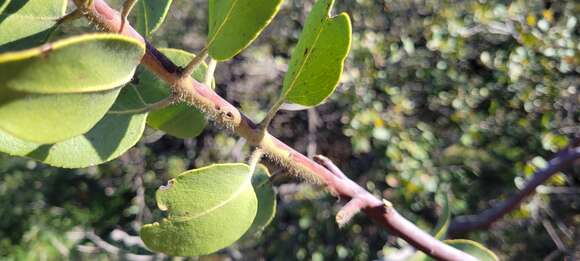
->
[0,86,148,168]
[133,48,207,138]
[0,34,145,143]
[243,164,277,237]
[135,0,173,37]
[141,164,258,256]
[207,0,284,61]
[0,0,67,51]
[280,0,351,107]
[0,34,145,94]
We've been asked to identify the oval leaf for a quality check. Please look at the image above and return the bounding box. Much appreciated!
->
[243,164,277,238]
[133,48,207,138]
[0,0,67,51]
[280,0,351,107]
[207,0,284,61]
[0,86,148,168]
[0,34,145,143]
[141,164,258,256]
[135,0,173,37]
[0,34,145,94]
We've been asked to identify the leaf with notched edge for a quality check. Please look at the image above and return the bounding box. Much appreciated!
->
[141,164,258,256]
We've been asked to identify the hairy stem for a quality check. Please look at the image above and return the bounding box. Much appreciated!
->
[80,1,477,260]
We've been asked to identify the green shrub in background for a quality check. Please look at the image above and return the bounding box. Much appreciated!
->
[0,0,578,260]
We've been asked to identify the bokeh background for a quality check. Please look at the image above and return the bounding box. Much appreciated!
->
[1,0,579,260]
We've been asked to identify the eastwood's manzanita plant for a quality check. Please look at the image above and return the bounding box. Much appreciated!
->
[0,0,507,260]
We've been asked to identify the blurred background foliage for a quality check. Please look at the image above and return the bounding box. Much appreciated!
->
[1,0,579,260]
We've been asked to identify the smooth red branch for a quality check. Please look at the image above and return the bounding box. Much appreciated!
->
[449,140,580,236]
[80,1,477,260]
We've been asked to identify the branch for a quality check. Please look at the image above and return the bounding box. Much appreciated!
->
[85,231,156,261]
[80,1,477,260]
[449,140,580,236]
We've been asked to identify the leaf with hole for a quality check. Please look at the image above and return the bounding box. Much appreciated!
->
[141,163,258,256]
[0,0,67,51]
[0,34,145,143]
[0,86,148,168]
[207,0,284,61]
[243,164,277,238]
[133,48,208,138]
[135,0,173,37]
[279,0,351,107]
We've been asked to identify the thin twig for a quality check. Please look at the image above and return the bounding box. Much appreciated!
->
[85,231,156,261]
[449,140,580,236]
[541,220,567,252]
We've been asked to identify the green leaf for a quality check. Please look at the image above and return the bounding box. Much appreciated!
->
[280,0,351,107]
[134,48,207,138]
[147,104,206,139]
[0,89,121,144]
[207,0,284,61]
[433,193,450,240]
[0,34,145,94]
[243,164,277,238]
[141,163,258,256]
[442,240,499,261]
[135,0,173,37]
[0,0,67,51]
[0,34,145,143]
[0,86,148,168]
